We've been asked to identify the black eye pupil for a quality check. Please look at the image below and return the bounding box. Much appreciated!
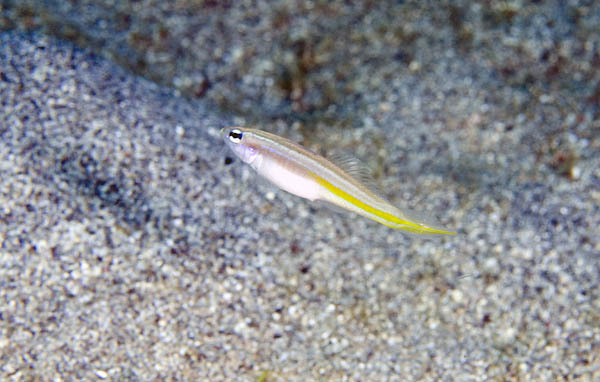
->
[229,131,243,140]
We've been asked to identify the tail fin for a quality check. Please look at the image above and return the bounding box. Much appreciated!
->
[389,206,457,236]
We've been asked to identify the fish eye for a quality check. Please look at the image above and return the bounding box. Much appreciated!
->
[228,129,243,143]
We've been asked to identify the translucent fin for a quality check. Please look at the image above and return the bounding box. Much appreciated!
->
[312,199,352,216]
[327,152,384,196]
[392,204,457,236]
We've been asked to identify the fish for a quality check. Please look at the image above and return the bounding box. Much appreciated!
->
[221,126,455,235]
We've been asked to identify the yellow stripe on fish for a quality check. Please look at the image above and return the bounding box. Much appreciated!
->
[312,175,455,235]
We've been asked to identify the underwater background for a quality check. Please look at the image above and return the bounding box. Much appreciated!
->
[1,1,598,380]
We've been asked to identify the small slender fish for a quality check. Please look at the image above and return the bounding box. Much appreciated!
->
[221,126,455,235]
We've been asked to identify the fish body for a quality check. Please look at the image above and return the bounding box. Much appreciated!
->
[221,126,455,235]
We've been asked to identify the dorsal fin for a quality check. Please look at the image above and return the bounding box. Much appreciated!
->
[327,152,385,197]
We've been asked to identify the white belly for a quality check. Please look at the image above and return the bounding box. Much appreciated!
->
[257,158,320,201]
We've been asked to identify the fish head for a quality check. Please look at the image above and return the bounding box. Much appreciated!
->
[221,126,260,165]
